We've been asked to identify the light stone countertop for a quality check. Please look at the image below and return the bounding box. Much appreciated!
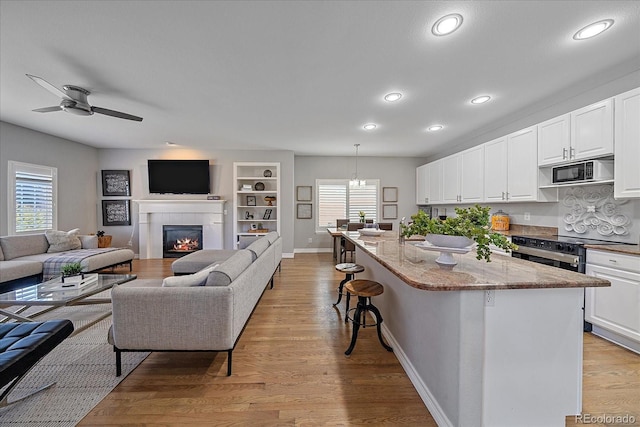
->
[584,244,640,256]
[344,231,610,291]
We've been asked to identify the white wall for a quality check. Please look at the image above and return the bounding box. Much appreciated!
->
[98,148,295,255]
[293,155,427,251]
[0,121,99,236]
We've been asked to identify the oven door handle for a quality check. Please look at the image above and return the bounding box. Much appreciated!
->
[512,246,580,264]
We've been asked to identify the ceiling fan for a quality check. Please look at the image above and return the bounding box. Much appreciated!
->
[26,74,143,122]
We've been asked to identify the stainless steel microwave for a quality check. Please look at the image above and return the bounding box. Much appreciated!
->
[552,160,614,184]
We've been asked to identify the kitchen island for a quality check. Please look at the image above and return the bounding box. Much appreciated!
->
[343,231,609,427]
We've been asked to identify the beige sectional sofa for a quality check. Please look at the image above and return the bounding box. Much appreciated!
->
[0,232,134,291]
[108,231,281,376]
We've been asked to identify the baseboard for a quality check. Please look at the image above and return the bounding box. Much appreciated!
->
[381,324,454,427]
[293,248,332,254]
[282,252,295,259]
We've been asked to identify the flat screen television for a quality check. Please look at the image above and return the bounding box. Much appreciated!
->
[148,160,210,194]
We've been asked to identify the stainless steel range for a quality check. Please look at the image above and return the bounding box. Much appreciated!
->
[510,234,628,331]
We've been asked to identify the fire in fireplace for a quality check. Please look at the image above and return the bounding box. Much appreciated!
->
[162,225,203,258]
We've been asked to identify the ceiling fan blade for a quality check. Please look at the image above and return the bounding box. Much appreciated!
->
[33,106,63,113]
[91,106,143,122]
[26,74,72,100]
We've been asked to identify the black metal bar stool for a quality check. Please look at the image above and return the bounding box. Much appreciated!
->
[333,263,364,322]
[344,279,393,356]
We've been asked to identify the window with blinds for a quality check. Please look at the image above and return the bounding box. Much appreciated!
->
[316,179,379,231]
[8,161,57,234]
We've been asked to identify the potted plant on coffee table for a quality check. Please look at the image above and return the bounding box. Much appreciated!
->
[401,204,518,263]
[60,262,84,283]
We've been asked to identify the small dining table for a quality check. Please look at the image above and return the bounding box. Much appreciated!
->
[326,227,344,260]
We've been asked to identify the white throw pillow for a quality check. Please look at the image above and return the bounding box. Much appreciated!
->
[45,229,82,253]
[79,235,99,249]
[162,264,219,287]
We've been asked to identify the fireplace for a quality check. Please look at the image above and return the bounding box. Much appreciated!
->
[162,225,203,258]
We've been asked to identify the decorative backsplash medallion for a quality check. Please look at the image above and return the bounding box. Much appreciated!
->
[562,185,630,237]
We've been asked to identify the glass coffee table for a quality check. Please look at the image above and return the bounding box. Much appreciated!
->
[0,273,137,323]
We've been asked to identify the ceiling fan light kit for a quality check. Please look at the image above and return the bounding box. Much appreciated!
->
[26,74,143,122]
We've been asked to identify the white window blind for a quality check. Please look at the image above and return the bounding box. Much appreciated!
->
[316,179,379,231]
[8,161,57,234]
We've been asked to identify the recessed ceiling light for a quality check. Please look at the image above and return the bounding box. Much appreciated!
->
[471,95,491,105]
[573,19,614,40]
[384,92,403,102]
[165,141,177,146]
[363,123,377,130]
[427,125,444,132]
[432,14,463,36]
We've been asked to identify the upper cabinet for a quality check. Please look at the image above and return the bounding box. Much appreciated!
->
[614,87,640,199]
[507,126,539,201]
[460,145,484,203]
[428,159,443,204]
[571,98,614,161]
[538,114,570,166]
[538,99,614,167]
[484,136,508,202]
[416,163,429,204]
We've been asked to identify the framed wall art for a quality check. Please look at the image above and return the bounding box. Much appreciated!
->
[382,204,398,220]
[382,187,398,203]
[297,203,312,219]
[101,170,131,196]
[296,186,312,201]
[102,200,131,226]
[263,208,273,220]
[246,195,256,206]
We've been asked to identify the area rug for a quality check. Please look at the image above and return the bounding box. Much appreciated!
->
[0,307,149,426]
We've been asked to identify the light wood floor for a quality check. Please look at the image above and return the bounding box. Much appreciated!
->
[81,254,639,426]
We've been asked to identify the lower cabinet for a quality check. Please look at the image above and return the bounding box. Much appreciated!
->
[585,249,640,353]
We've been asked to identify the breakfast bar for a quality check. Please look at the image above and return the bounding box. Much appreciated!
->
[343,231,610,427]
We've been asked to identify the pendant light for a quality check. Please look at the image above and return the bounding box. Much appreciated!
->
[350,144,366,188]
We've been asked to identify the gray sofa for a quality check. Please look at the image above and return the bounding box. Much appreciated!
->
[108,231,281,376]
[0,232,134,291]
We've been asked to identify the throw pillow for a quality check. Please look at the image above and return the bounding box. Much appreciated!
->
[45,229,82,253]
[79,235,99,249]
[162,264,218,287]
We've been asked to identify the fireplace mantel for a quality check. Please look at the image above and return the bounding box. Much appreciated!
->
[135,200,226,259]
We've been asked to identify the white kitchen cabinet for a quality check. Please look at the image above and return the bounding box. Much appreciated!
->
[570,98,614,161]
[538,99,613,166]
[460,145,484,202]
[441,154,460,203]
[614,87,640,199]
[484,136,508,202]
[585,249,640,353]
[484,127,549,203]
[506,126,539,202]
[428,159,443,204]
[416,163,429,204]
[538,114,570,166]
[438,146,485,204]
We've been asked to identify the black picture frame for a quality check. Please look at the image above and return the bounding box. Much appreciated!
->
[101,170,131,196]
[263,209,272,220]
[102,200,131,226]
[247,195,256,206]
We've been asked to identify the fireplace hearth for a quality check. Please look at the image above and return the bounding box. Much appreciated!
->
[163,225,203,258]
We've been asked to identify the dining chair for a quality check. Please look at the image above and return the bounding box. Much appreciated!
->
[378,222,393,230]
[341,223,365,262]
[336,219,349,229]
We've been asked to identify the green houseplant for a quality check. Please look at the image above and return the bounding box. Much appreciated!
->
[401,204,518,262]
[60,262,84,282]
